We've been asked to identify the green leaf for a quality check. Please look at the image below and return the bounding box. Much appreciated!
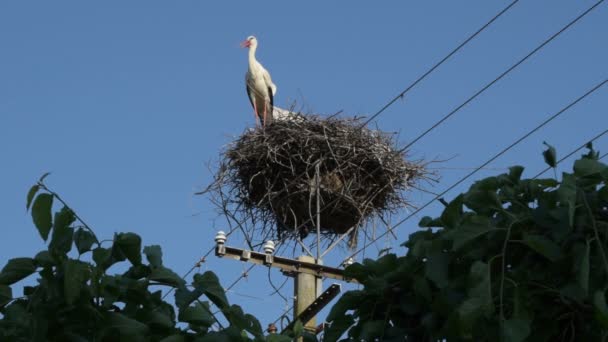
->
[266,334,292,342]
[195,327,242,342]
[175,286,203,310]
[457,296,486,336]
[0,284,12,307]
[49,206,75,256]
[359,320,385,340]
[54,206,76,230]
[124,264,151,279]
[225,304,263,338]
[413,276,431,301]
[560,283,586,302]
[149,266,185,288]
[26,184,40,210]
[39,172,51,183]
[301,332,318,342]
[159,335,186,342]
[64,259,90,305]
[576,241,590,295]
[449,219,492,251]
[293,320,304,337]
[0,258,37,285]
[143,245,163,267]
[574,158,605,177]
[522,234,562,262]
[324,314,354,342]
[194,271,229,311]
[31,193,53,241]
[468,261,493,314]
[542,142,557,168]
[327,290,364,322]
[508,166,525,183]
[92,247,112,268]
[594,291,608,328]
[178,301,215,327]
[74,228,97,254]
[502,317,532,342]
[343,263,369,283]
[34,250,54,267]
[418,216,443,228]
[115,233,142,266]
[440,194,464,229]
[425,241,449,288]
[599,185,608,202]
[144,310,174,329]
[103,312,149,338]
[463,190,501,215]
[557,173,576,227]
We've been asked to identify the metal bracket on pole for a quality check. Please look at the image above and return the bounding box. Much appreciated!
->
[282,283,341,333]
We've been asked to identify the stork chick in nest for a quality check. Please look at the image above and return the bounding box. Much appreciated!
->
[241,35,276,127]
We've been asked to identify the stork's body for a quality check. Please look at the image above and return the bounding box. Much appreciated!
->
[242,36,276,127]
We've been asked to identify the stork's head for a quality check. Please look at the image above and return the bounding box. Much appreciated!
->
[240,35,257,49]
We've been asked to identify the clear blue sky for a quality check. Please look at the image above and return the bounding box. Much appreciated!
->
[1,0,606,329]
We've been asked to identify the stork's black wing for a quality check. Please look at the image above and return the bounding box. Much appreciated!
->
[267,86,274,115]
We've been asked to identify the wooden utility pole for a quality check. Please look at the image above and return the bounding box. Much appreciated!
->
[214,232,356,338]
[294,255,319,334]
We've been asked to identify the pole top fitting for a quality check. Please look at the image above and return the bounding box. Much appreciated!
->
[215,231,227,245]
[263,240,275,254]
[342,257,354,268]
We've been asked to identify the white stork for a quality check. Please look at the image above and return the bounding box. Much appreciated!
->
[241,36,276,127]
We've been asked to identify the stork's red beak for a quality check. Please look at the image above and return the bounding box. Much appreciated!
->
[240,40,251,48]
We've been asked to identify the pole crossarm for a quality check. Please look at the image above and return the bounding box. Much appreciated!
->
[215,244,359,283]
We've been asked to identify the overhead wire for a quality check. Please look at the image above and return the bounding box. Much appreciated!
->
[359,0,521,127]
[342,79,607,264]
[400,0,605,151]
[159,225,240,301]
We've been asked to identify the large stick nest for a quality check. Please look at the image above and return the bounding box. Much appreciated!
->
[204,114,428,248]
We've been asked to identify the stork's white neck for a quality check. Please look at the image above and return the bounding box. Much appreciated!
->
[248,44,259,71]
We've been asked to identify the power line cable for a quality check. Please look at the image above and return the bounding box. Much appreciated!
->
[343,79,607,264]
[159,226,240,301]
[359,0,521,127]
[400,0,605,151]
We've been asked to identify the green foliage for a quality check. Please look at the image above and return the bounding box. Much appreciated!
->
[0,258,37,286]
[325,147,608,341]
[0,180,298,341]
[31,193,53,241]
[542,141,557,168]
